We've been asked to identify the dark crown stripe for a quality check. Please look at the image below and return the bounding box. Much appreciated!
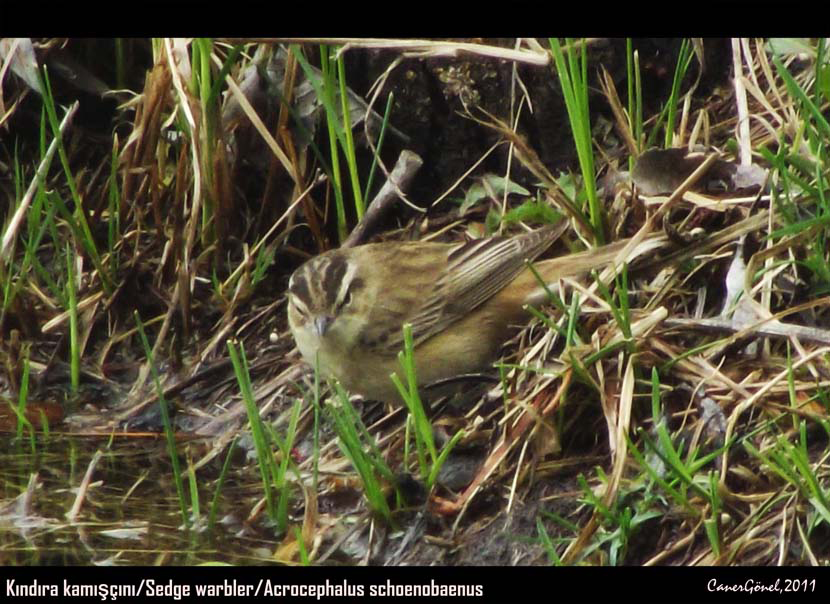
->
[323,254,349,307]
[289,272,312,308]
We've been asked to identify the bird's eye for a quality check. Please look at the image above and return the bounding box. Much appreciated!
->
[288,295,308,319]
[334,274,362,313]
[336,289,352,314]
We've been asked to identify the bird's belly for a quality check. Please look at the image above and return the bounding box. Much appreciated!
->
[305,312,516,404]
[410,311,511,388]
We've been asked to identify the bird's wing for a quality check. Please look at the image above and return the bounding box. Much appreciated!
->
[400,221,567,350]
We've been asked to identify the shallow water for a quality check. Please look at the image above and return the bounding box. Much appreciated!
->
[0,435,285,565]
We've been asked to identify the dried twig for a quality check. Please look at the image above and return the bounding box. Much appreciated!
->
[342,150,423,248]
[1,101,79,261]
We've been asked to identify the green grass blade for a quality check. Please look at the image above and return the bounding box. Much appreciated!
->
[135,311,189,529]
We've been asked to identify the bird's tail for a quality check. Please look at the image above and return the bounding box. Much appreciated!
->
[522,233,669,307]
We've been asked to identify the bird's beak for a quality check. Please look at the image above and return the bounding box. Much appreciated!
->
[313,315,333,338]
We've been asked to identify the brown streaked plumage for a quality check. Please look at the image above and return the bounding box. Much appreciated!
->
[287,224,664,404]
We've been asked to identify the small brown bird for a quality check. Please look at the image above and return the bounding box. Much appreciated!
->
[287,224,661,404]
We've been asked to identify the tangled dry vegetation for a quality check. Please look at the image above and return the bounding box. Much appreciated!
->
[1,38,830,566]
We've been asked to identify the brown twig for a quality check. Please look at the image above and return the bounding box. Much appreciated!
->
[342,150,423,248]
